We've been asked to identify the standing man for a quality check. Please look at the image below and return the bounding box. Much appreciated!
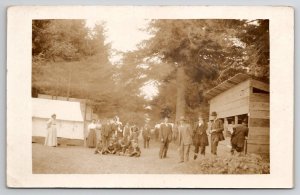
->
[210,111,225,155]
[94,120,102,154]
[115,117,123,139]
[129,125,139,143]
[101,119,111,154]
[193,115,209,159]
[178,116,193,163]
[95,120,102,142]
[142,123,151,148]
[123,122,131,142]
[231,118,249,155]
[110,118,117,138]
[159,117,173,159]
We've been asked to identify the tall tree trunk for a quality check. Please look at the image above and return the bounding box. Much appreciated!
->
[175,66,186,123]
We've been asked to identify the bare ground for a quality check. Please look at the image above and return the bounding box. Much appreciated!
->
[32,138,269,174]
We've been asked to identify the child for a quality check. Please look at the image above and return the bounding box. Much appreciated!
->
[94,140,103,154]
[129,140,141,157]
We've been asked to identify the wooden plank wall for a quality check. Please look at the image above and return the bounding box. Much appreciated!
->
[209,80,250,119]
[247,79,270,154]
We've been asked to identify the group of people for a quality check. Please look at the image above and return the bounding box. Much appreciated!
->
[158,111,249,163]
[87,117,142,157]
[44,111,249,163]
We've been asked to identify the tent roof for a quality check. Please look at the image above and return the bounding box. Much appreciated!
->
[204,73,250,100]
[32,98,84,122]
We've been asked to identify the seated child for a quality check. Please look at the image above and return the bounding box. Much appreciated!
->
[94,140,103,154]
[107,138,117,154]
[129,140,141,157]
[113,138,126,155]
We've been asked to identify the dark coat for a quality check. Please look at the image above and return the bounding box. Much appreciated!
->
[211,119,225,142]
[193,122,209,147]
[142,126,151,140]
[159,123,172,142]
[231,124,249,147]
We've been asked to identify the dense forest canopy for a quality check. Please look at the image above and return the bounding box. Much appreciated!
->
[32,19,269,126]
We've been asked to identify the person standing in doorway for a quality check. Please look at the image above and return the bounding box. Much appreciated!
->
[45,114,58,147]
[193,115,209,159]
[231,118,249,155]
[209,111,225,155]
[178,116,193,163]
[159,117,173,159]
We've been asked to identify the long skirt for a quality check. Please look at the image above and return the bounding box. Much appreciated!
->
[87,129,97,148]
[44,126,57,147]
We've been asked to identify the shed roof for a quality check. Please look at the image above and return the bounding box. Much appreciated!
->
[204,73,250,100]
[32,98,84,122]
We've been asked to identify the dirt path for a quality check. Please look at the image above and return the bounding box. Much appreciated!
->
[33,140,194,174]
[32,138,268,174]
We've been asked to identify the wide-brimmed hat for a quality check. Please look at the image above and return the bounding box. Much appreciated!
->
[211,111,217,117]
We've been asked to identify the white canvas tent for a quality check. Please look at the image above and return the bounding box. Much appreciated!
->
[32,98,85,140]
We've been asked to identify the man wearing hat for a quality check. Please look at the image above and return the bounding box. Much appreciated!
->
[178,116,193,163]
[193,114,209,159]
[231,118,249,155]
[159,117,173,159]
[210,111,225,155]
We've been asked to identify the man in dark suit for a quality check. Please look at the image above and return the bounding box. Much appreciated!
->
[231,119,249,155]
[159,117,173,159]
[142,123,151,148]
[193,115,208,159]
[210,111,225,155]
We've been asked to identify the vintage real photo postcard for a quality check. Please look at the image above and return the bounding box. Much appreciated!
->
[6,6,294,188]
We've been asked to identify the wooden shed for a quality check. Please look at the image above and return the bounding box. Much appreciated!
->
[205,73,269,155]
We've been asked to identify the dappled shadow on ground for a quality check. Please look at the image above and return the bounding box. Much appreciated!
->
[32,138,269,174]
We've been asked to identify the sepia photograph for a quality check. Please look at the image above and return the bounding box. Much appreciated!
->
[31,18,270,174]
[6,6,294,188]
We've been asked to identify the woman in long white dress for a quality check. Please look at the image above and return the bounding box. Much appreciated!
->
[44,114,58,147]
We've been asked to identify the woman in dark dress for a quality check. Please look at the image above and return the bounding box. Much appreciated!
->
[193,116,209,159]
